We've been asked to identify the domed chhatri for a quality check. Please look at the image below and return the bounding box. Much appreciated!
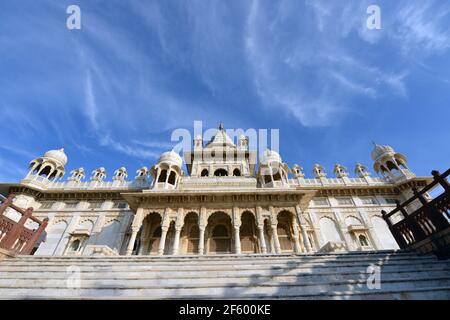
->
[44,148,68,166]
[259,149,282,165]
[371,143,395,161]
[158,150,183,168]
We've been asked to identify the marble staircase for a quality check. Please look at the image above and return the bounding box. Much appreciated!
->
[0,250,449,299]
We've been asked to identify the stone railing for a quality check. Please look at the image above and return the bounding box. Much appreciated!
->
[0,194,48,255]
[180,176,257,190]
[288,176,388,187]
[21,177,151,191]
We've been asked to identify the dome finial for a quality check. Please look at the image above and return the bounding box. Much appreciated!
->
[218,122,224,131]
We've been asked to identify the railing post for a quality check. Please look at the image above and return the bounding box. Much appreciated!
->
[382,210,408,249]
[22,218,49,255]
[432,170,450,192]
[396,200,409,218]
[0,194,15,215]
[413,187,449,230]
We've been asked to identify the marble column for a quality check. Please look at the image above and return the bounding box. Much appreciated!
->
[198,226,205,255]
[300,225,312,252]
[234,226,241,254]
[125,208,145,256]
[126,227,140,256]
[271,224,281,254]
[172,226,182,255]
[292,222,302,253]
[258,225,267,253]
[158,226,168,255]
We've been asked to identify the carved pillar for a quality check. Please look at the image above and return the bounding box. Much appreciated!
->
[126,226,140,256]
[232,206,241,254]
[158,226,168,255]
[198,207,207,255]
[234,226,241,254]
[256,206,267,253]
[172,226,182,255]
[257,225,267,253]
[198,226,205,255]
[300,225,312,252]
[271,224,281,254]
[292,220,302,253]
[172,208,184,255]
[126,208,145,256]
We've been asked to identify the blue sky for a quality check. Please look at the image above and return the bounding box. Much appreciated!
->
[0,0,449,182]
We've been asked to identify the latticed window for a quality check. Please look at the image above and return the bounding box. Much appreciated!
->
[313,197,329,206]
[359,234,369,247]
[187,226,199,254]
[89,201,103,209]
[65,202,79,209]
[361,197,378,205]
[336,197,354,206]
[210,224,230,253]
[113,202,128,209]
[277,224,293,251]
[40,202,54,209]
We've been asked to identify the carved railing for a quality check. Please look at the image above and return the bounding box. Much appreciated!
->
[0,194,48,255]
[382,169,450,252]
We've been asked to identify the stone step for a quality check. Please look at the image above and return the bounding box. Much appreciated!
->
[2,269,449,288]
[1,277,450,299]
[1,254,437,266]
[1,259,447,274]
[8,250,427,262]
[2,286,450,300]
[1,264,449,280]
[0,261,450,277]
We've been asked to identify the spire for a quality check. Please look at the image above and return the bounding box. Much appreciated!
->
[218,122,224,131]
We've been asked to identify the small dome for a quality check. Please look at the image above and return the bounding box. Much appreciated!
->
[371,144,395,161]
[158,150,183,168]
[44,148,68,165]
[239,134,246,140]
[194,135,203,140]
[260,149,282,165]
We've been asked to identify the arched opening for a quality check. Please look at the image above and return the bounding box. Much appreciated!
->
[182,212,199,254]
[240,211,258,253]
[168,171,177,185]
[164,221,176,255]
[70,239,80,252]
[272,167,282,181]
[141,213,162,255]
[359,234,369,247]
[263,219,273,253]
[214,168,228,177]
[386,161,398,171]
[233,168,241,177]
[158,169,167,182]
[207,212,232,254]
[263,175,272,184]
[277,211,295,252]
[201,169,209,177]
[39,165,52,177]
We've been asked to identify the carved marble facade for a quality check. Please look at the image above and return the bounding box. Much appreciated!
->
[0,124,432,256]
